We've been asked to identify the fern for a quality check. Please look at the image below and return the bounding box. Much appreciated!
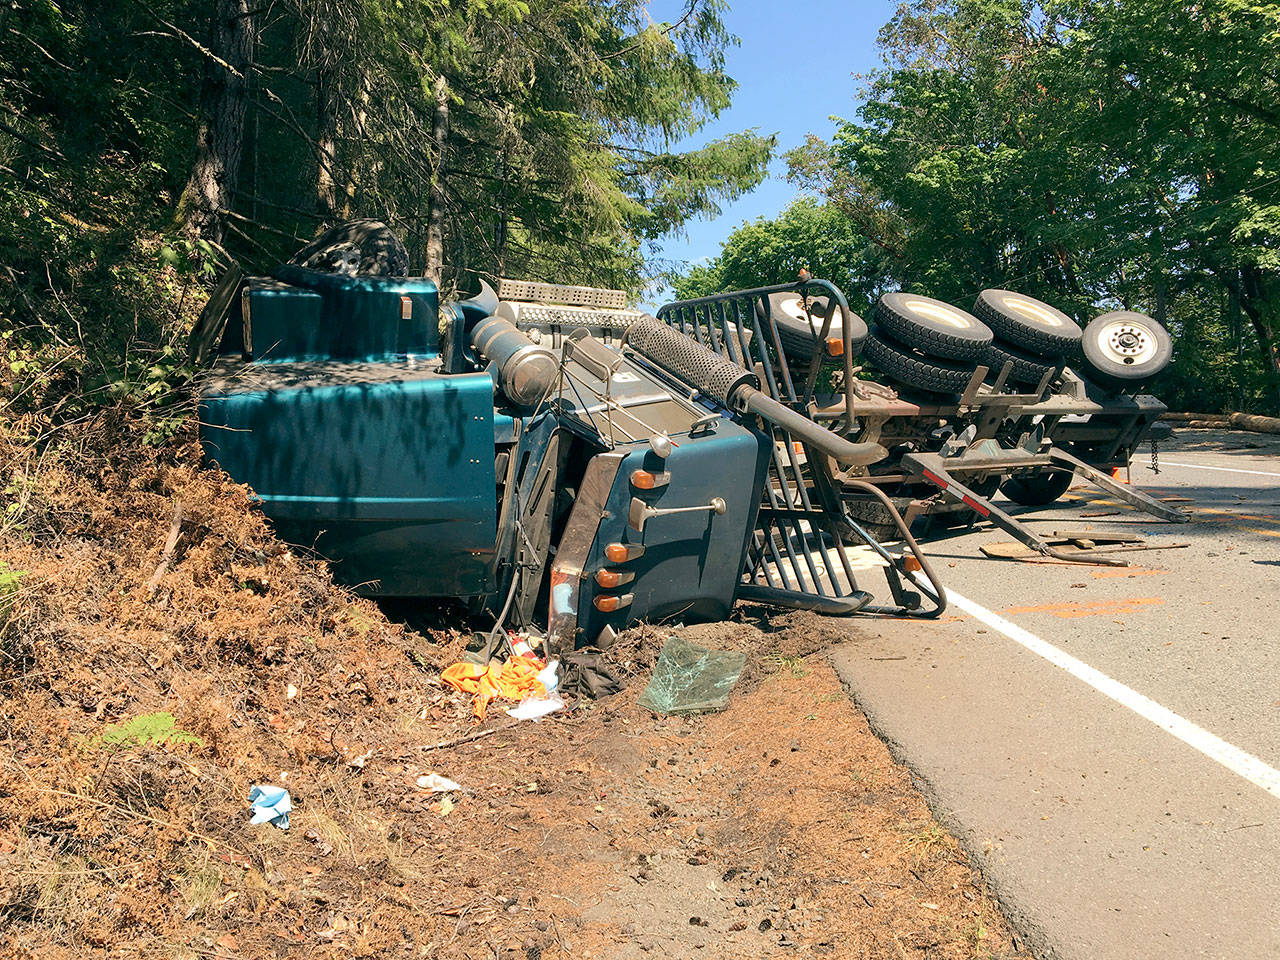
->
[0,562,24,627]
[98,712,203,750]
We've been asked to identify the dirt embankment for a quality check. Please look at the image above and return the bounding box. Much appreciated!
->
[0,425,1031,959]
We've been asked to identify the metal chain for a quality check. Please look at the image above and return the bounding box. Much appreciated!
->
[1150,437,1160,474]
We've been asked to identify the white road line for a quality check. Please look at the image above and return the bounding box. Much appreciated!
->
[941,586,1280,801]
[1155,459,1280,479]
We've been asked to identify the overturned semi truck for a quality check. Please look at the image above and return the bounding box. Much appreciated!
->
[191,223,1184,651]
[191,257,943,655]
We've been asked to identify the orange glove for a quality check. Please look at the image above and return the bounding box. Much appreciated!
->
[441,658,546,719]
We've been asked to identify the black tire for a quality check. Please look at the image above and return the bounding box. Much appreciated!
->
[1000,469,1074,506]
[840,496,910,544]
[875,292,992,362]
[289,218,409,277]
[983,339,1061,387]
[864,329,978,394]
[761,293,869,361]
[1081,311,1172,387]
[972,289,1081,356]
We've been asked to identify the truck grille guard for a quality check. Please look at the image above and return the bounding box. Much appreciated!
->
[652,283,947,619]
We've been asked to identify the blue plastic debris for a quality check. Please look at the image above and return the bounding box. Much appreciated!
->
[248,785,292,829]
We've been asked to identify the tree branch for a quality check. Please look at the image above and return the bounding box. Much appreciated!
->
[595,0,700,61]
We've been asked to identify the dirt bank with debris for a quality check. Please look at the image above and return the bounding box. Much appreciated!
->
[0,424,1030,958]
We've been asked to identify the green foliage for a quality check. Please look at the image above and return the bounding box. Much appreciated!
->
[671,197,885,312]
[0,0,210,421]
[97,712,203,751]
[761,652,807,678]
[156,238,222,281]
[679,0,1280,414]
[0,561,23,629]
[0,0,772,430]
[277,0,772,292]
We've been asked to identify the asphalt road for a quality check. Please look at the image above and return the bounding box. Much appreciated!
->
[828,428,1280,960]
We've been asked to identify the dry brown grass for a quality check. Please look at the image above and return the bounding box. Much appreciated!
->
[0,416,1033,960]
[0,416,444,956]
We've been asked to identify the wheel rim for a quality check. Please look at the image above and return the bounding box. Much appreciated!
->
[775,295,809,322]
[902,298,975,329]
[775,295,841,335]
[1095,318,1157,366]
[999,294,1069,329]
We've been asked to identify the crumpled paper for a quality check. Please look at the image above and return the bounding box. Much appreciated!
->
[248,785,292,829]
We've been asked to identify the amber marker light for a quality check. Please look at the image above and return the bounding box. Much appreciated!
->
[604,543,645,563]
[630,469,670,490]
[593,594,634,612]
[826,337,844,356]
[594,569,634,588]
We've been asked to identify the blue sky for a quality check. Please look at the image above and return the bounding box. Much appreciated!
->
[647,0,898,290]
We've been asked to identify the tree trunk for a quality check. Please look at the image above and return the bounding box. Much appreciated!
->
[1052,243,1082,296]
[343,68,370,219]
[1244,309,1280,414]
[1228,287,1246,410]
[1229,412,1280,434]
[424,74,449,285]
[494,152,508,276]
[180,0,255,246]
[1220,265,1280,413]
[316,67,339,225]
[1153,275,1168,328]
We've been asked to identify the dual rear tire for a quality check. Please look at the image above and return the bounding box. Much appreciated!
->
[973,289,1078,388]
[863,293,991,395]
[999,469,1075,507]
[760,292,869,364]
[862,288,1075,394]
[973,290,1172,390]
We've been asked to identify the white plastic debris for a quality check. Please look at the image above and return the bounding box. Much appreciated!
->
[506,690,565,721]
[347,748,374,769]
[536,658,560,693]
[248,785,291,829]
[416,772,462,792]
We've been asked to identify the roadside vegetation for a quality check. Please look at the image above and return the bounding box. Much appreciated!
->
[1,0,772,433]
[677,0,1280,415]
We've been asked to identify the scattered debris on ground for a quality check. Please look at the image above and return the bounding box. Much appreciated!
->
[980,531,1190,563]
[0,423,1032,958]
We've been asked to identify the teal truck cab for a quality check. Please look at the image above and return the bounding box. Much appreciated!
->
[194,267,799,652]
[192,220,947,655]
